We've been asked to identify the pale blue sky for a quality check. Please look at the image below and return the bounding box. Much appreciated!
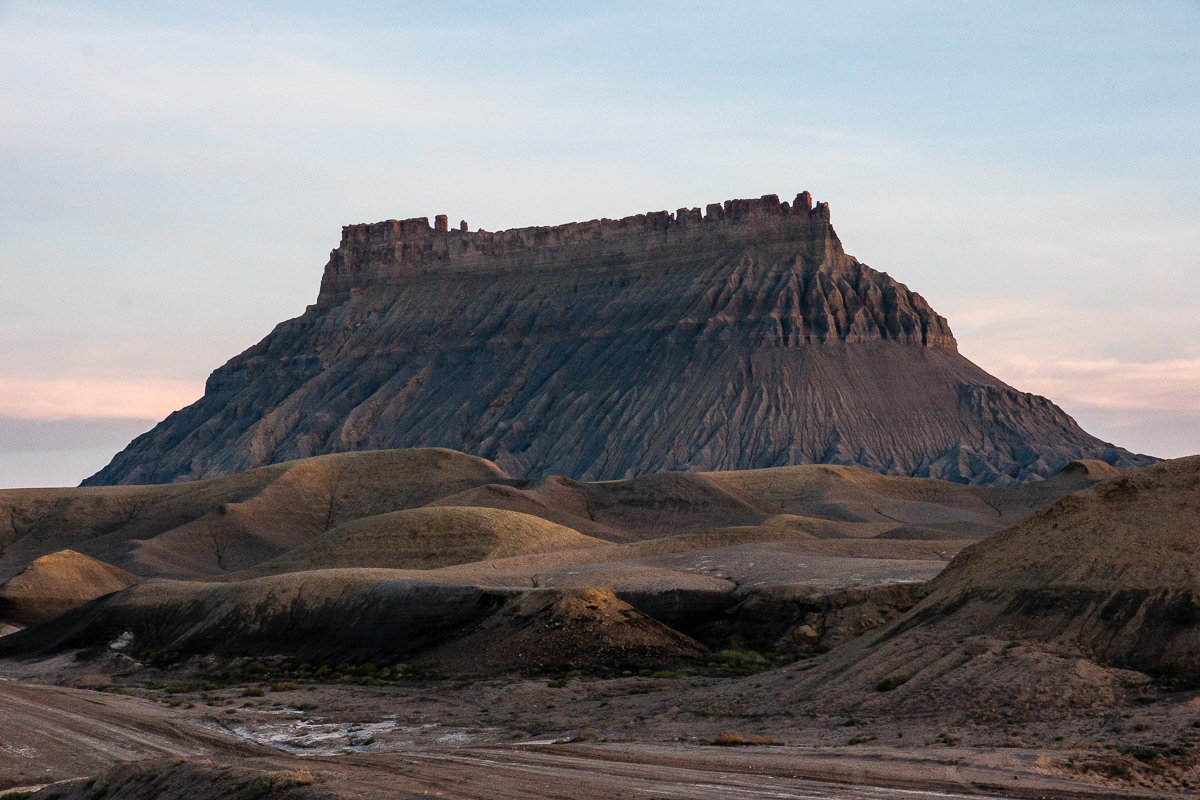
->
[1,1,1198,486]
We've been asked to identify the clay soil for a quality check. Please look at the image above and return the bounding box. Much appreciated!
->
[3,649,1198,799]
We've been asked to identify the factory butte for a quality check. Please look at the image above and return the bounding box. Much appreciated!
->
[87,192,1144,488]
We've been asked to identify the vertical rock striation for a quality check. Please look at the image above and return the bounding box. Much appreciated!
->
[85,193,1153,487]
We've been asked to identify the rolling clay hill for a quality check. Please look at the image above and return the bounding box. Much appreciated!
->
[0,449,1132,673]
[1,448,1120,584]
[85,193,1151,487]
[0,550,138,626]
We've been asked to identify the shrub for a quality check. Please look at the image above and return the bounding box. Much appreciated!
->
[241,686,264,697]
[270,682,297,692]
[0,791,35,800]
[1134,722,1150,732]
[547,678,567,688]
[937,731,957,746]
[847,735,876,745]
[875,673,910,692]
[164,683,193,694]
[712,732,779,746]
[242,769,324,800]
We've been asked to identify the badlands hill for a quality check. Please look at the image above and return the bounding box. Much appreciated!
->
[85,193,1150,487]
[716,455,1200,722]
[896,454,1200,677]
[0,448,1118,584]
[0,448,1126,672]
[0,550,138,626]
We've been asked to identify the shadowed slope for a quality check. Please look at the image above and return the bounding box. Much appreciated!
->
[86,194,1150,487]
[0,574,704,674]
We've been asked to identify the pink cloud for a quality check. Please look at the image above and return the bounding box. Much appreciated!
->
[985,356,1200,413]
[0,378,203,421]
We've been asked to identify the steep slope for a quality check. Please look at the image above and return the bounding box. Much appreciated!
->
[85,193,1150,487]
[890,454,1200,678]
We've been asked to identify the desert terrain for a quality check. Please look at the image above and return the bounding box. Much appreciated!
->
[0,198,1182,798]
[2,450,1199,798]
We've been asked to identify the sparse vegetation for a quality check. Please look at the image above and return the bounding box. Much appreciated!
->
[242,769,324,800]
[711,732,779,746]
[875,673,910,692]
[705,649,769,675]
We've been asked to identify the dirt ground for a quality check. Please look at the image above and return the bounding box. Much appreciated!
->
[3,652,1198,799]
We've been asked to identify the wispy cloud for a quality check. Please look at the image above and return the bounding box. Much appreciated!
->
[995,357,1200,413]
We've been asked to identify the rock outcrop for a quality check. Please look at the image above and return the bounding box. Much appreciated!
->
[85,193,1152,486]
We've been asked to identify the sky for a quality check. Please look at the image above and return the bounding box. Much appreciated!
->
[1,0,1198,487]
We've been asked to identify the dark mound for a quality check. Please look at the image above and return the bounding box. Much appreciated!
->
[85,194,1151,487]
[39,759,337,800]
[0,550,139,625]
[424,586,706,674]
[0,571,705,674]
[0,571,504,664]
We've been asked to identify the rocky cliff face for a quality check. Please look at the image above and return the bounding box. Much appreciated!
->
[86,193,1152,487]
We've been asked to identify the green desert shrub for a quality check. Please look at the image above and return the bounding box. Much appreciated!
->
[712,732,778,746]
[242,769,323,800]
[875,673,910,692]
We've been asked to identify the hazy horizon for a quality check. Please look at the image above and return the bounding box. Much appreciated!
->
[2,1,1197,487]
